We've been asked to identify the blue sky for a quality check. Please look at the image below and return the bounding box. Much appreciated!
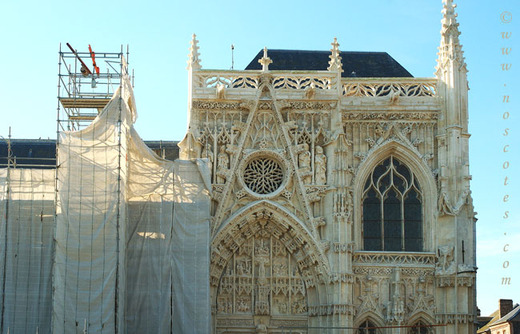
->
[0,0,518,316]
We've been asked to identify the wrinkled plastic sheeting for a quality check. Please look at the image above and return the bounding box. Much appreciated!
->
[125,125,211,333]
[0,168,55,334]
[171,159,211,334]
[53,82,133,333]
[2,72,211,333]
[125,127,211,333]
[125,127,175,333]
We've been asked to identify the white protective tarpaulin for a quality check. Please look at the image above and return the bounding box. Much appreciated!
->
[51,69,211,333]
[0,168,55,333]
[125,127,175,333]
[53,80,132,333]
[125,132,211,333]
[171,159,211,334]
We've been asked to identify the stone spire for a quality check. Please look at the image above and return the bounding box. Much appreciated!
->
[435,0,471,218]
[187,34,202,70]
[258,47,272,72]
[327,37,343,73]
[436,0,466,70]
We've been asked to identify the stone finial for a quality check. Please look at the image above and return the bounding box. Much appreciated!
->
[258,47,272,72]
[187,34,202,70]
[441,0,459,36]
[328,37,343,73]
[437,0,465,68]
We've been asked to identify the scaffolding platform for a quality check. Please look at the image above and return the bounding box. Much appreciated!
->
[57,44,133,131]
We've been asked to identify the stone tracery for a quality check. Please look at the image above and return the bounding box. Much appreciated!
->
[216,236,308,318]
[243,157,284,195]
[179,6,477,330]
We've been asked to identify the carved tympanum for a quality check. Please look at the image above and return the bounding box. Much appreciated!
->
[216,236,308,328]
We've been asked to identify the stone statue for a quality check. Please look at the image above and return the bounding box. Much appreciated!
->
[314,145,327,185]
[298,143,312,184]
[436,245,455,274]
[217,145,229,184]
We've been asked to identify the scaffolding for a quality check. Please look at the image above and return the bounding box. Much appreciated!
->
[1,43,212,334]
[57,43,133,131]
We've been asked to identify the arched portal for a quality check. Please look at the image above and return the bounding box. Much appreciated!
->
[211,201,329,332]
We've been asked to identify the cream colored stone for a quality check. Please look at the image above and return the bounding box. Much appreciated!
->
[179,1,476,332]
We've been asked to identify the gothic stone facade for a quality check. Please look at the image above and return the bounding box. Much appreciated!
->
[179,1,476,333]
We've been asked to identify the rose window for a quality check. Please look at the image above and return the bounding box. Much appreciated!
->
[243,158,284,194]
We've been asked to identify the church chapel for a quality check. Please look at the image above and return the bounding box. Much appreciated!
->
[180,0,476,332]
[0,0,476,333]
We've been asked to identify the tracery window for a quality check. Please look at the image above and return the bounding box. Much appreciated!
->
[357,319,382,334]
[362,156,423,252]
[408,320,433,334]
[243,157,284,194]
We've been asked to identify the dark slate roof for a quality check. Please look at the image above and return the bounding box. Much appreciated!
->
[478,304,520,333]
[245,49,413,78]
[494,304,520,326]
[0,139,56,168]
[0,139,179,168]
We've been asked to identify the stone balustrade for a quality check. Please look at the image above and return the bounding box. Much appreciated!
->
[193,70,437,98]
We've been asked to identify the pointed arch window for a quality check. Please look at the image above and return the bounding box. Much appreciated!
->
[357,319,382,334]
[408,320,433,334]
[362,156,423,252]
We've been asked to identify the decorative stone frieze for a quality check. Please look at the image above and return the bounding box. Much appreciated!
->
[192,100,250,110]
[436,276,455,288]
[353,252,436,267]
[332,242,354,254]
[435,313,475,324]
[181,2,477,332]
[308,304,354,316]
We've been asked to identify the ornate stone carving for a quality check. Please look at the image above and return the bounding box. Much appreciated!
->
[327,37,343,73]
[216,83,226,99]
[342,79,437,97]
[343,111,439,121]
[353,267,393,276]
[456,276,475,287]
[216,145,229,184]
[333,190,353,222]
[400,268,435,277]
[356,275,381,317]
[436,276,455,288]
[312,217,326,229]
[314,146,327,185]
[304,83,316,100]
[332,242,354,254]
[436,245,455,275]
[216,318,255,327]
[298,143,312,184]
[309,304,354,316]
[192,100,250,110]
[435,313,475,325]
[185,3,476,331]
[283,101,336,110]
[215,235,308,328]
[243,157,283,194]
[187,34,201,70]
[408,277,435,314]
[353,252,436,267]
[258,47,273,72]
[386,269,406,324]
[438,189,470,216]
[327,272,355,284]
